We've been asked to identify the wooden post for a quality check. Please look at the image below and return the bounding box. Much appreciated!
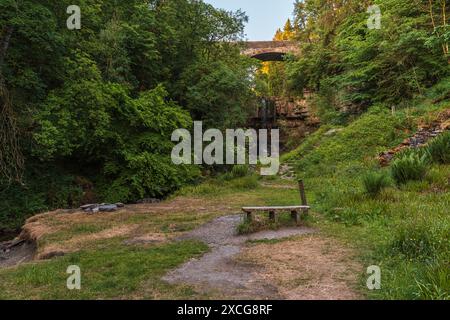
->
[298,180,308,215]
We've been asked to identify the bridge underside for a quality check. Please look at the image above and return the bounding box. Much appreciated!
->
[251,52,286,62]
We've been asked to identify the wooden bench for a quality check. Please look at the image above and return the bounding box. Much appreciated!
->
[242,180,310,224]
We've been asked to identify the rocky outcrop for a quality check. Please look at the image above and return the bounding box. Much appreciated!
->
[250,94,320,153]
[378,109,450,166]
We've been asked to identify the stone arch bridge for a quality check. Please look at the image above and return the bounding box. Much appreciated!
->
[241,41,299,61]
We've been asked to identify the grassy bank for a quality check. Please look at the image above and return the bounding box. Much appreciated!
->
[283,103,449,299]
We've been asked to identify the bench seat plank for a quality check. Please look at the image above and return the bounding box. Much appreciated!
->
[242,206,310,212]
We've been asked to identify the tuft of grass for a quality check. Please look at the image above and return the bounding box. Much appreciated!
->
[390,218,449,261]
[231,165,250,178]
[427,131,450,164]
[362,171,391,197]
[391,150,429,185]
[219,165,251,182]
[229,175,259,190]
[414,258,450,300]
[177,183,224,196]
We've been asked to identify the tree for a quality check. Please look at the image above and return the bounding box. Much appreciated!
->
[285,0,449,110]
[424,0,449,62]
[0,0,257,230]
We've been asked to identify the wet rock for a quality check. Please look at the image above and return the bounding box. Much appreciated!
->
[85,206,99,214]
[80,204,98,210]
[0,241,36,268]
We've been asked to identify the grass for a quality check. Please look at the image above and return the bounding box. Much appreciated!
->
[284,104,450,300]
[176,174,259,197]
[391,150,429,185]
[0,241,209,299]
[362,171,391,197]
[427,131,450,164]
[0,183,304,299]
[0,103,448,300]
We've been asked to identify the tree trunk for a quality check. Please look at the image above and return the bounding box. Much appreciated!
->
[0,25,23,184]
[0,26,14,70]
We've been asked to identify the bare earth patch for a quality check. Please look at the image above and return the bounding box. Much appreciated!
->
[238,235,363,300]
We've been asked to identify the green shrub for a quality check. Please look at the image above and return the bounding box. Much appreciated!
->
[34,74,198,204]
[362,171,391,197]
[391,151,429,185]
[427,131,450,164]
[0,164,83,232]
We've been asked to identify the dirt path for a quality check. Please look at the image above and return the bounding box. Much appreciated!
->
[238,236,362,300]
[163,215,362,300]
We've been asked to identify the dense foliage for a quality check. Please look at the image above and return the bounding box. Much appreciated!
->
[264,0,449,114]
[0,0,257,230]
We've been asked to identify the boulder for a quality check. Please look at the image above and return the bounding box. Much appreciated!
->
[99,204,118,212]
[80,204,98,210]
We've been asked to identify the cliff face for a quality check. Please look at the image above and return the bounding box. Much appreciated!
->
[250,93,320,151]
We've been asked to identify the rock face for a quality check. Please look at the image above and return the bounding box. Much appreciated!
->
[249,93,320,152]
[378,110,450,166]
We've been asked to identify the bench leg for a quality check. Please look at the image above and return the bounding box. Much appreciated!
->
[246,212,254,222]
[269,211,277,222]
[291,210,300,224]
[302,208,309,217]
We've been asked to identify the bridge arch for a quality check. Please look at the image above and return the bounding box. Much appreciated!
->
[241,41,298,62]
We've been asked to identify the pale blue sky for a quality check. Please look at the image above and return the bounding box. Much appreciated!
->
[204,0,296,41]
